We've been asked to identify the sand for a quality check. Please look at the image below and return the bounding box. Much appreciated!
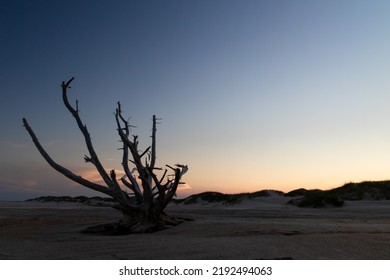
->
[1,194,390,259]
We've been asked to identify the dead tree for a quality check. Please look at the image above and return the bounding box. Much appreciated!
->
[23,77,188,233]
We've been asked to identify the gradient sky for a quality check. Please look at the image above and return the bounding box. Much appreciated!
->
[1,0,390,200]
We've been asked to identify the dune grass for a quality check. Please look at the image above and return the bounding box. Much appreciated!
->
[27,180,390,208]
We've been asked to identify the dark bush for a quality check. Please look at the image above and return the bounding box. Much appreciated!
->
[289,192,344,208]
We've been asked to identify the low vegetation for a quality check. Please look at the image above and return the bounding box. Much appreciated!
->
[328,181,390,200]
[175,190,280,205]
[27,180,390,209]
[287,192,344,208]
[26,196,117,206]
[286,180,390,208]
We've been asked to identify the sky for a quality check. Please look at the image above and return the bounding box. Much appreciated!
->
[1,0,390,200]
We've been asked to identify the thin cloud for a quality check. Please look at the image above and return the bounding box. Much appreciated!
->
[178,183,192,191]
[67,168,126,187]
[0,177,31,188]
[0,176,39,191]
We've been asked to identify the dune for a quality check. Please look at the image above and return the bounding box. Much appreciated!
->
[1,192,390,259]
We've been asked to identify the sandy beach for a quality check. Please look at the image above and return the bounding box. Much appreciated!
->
[1,194,390,260]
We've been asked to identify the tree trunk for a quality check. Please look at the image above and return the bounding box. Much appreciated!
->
[118,202,181,233]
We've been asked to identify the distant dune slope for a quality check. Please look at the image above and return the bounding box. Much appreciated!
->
[27,180,390,208]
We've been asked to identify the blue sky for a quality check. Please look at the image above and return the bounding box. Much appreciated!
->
[1,0,390,200]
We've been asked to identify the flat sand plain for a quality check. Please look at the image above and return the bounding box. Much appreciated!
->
[1,194,390,259]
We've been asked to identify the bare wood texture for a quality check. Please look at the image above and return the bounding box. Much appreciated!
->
[23,77,188,233]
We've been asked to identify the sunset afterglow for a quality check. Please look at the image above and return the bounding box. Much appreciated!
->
[1,1,390,200]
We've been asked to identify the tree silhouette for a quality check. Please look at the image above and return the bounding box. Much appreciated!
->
[23,77,188,233]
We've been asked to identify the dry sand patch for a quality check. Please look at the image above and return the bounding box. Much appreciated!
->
[0,200,389,259]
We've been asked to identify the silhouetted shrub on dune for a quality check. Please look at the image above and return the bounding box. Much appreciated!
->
[176,190,284,205]
[26,196,117,206]
[288,191,344,208]
[177,192,243,205]
[329,181,390,200]
[28,181,390,209]
[286,180,390,207]
[248,189,284,198]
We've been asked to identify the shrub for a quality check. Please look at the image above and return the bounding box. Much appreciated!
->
[290,192,344,208]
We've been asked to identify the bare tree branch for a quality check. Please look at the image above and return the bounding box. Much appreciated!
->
[115,103,143,199]
[150,115,157,169]
[23,118,117,199]
[61,78,113,189]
